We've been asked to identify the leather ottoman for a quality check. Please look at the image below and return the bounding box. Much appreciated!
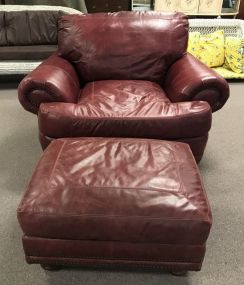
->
[17,137,212,274]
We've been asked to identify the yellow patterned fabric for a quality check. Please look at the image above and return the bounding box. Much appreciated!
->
[188,30,225,68]
[188,32,200,56]
[213,67,244,79]
[224,37,244,74]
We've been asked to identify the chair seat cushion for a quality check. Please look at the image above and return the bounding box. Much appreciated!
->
[18,137,212,245]
[38,80,212,140]
[78,80,171,111]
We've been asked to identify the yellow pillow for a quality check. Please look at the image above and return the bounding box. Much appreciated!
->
[188,31,200,55]
[224,37,244,74]
[188,30,225,68]
[214,66,244,79]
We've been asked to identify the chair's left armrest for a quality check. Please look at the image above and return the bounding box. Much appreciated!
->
[164,53,229,112]
[18,53,81,114]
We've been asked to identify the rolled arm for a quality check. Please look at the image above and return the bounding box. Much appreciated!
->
[164,53,229,112]
[18,53,80,114]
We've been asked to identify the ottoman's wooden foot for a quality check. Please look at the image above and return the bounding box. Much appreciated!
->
[170,270,187,276]
[41,264,62,271]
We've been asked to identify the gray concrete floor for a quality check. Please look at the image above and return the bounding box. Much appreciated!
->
[0,82,243,285]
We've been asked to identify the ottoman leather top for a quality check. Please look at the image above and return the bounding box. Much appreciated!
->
[18,138,212,245]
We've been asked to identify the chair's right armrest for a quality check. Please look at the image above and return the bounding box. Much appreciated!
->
[164,53,229,112]
[18,53,80,114]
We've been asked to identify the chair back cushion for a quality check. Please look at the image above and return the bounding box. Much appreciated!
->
[58,12,189,84]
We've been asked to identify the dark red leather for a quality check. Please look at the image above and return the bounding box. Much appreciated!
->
[79,80,171,104]
[38,81,211,141]
[18,138,212,271]
[58,12,188,84]
[38,132,208,163]
[18,54,81,114]
[23,236,205,271]
[23,236,205,263]
[17,12,229,162]
[176,134,209,163]
[164,53,230,112]
[18,138,212,244]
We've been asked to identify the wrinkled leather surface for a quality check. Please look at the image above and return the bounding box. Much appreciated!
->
[22,236,205,271]
[0,45,57,60]
[18,53,81,114]
[18,137,212,245]
[38,80,212,140]
[164,53,230,112]
[79,80,171,106]
[58,12,188,83]
[38,132,208,163]
[0,10,62,46]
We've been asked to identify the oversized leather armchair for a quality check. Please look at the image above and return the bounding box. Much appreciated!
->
[18,12,229,162]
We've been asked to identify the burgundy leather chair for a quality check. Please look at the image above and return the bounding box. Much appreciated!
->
[18,12,229,162]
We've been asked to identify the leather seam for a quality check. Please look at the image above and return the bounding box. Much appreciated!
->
[27,184,184,193]
[17,141,65,212]
[29,89,49,108]
[171,145,187,198]
[26,255,201,263]
[57,137,205,143]
[70,15,187,20]
[26,83,57,104]
[24,236,205,247]
[48,140,66,183]
[68,112,210,120]
[18,211,210,222]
